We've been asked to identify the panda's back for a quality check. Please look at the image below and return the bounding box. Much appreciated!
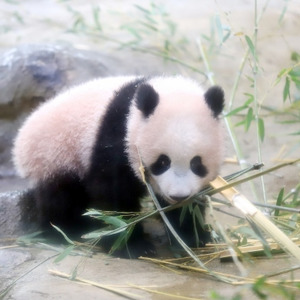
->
[13,76,137,184]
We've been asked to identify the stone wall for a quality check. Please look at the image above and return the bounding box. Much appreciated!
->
[0,44,119,177]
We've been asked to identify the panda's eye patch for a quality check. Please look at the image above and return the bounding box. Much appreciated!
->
[150,154,171,176]
[190,156,208,177]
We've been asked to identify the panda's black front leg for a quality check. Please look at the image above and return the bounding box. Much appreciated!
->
[85,162,157,258]
[162,202,211,248]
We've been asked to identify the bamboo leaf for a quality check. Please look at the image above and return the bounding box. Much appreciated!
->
[277,68,288,78]
[51,223,75,245]
[292,186,300,204]
[283,76,291,102]
[225,105,248,117]
[193,205,205,229]
[179,205,188,226]
[134,4,151,14]
[70,266,78,280]
[235,119,246,128]
[92,6,102,31]
[245,107,253,131]
[258,118,265,142]
[54,245,76,264]
[139,21,158,32]
[244,93,254,105]
[103,216,127,228]
[291,51,300,62]
[290,130,300,135]
[279,3,288,24]
[223,30,231,43]
[215,15,223,45]
[83,210,127,228]
[109,225,134,255]
[245,35,257,62]
[275,188,285,217]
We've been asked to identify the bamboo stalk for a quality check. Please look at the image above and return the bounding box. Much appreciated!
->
[210,176,300,261]
[48,269,141,299]
[127,284,204,300]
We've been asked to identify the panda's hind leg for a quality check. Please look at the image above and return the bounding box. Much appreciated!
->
[23,172,94,241]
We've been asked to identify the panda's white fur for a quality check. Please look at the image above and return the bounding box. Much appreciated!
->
[13,75,225,257]
[13,76,138,183]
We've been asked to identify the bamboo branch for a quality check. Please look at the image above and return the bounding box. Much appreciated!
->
[210,176,300,261]
[48,269,141,300]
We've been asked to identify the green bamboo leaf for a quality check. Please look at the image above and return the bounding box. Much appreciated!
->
[290,131,300,135]
[109,225,134,254]
[134,4,151,14]
[82,229,109,239]
[139,21,158,32]
[54,245,75,264]
[235,119,246,128]
[277,68,288,79]
[179,205,188,226]
[246,75,254,84]
[81,231,103,239]
[82,226,127,239]
[283,76,290,102]
[289,68,300,87]
[92,6,102,31]
[275,188,285,217]
[193,205,205,229]
[245,107,253,131]
[83,210,127,228]
[51,223,75,245]
[244,93,254,105]
[245,35,257,62]
[288,213,298,229]
[292,186,300,203]
[279,3,288,24]
[291,51,300,62]
[289,68,300,76]
[16,231,44,246]
[258,118,265,142]
[83,209,103,217]
[222,30,231,43]
[102,216,127,228]
[225,105,248,117]
[166,20,177,36]
[121,25,142,40]
[70,266,78,280]
[215,15,223,44]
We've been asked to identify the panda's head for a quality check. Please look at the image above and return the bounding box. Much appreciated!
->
[126,76,225,204]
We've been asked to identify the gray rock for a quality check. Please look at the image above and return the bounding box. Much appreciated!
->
[0,191,23,238]
[0,44,119,177]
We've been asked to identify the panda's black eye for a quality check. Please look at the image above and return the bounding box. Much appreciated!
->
[190,156,208,177]
[150,154,171,176]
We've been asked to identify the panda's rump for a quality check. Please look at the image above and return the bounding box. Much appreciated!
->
[13,82,114,183]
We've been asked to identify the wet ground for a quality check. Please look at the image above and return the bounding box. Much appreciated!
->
[1,0,300,299]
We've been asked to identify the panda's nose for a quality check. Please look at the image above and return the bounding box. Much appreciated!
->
[169,195,190,202]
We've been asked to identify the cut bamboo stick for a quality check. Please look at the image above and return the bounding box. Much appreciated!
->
[210,176,300,261]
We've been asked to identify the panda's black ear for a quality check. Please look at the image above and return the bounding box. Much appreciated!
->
[135,84,159,118]
[204,86,225,118]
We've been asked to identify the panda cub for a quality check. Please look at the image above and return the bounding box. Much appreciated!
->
[13,75,224,258]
